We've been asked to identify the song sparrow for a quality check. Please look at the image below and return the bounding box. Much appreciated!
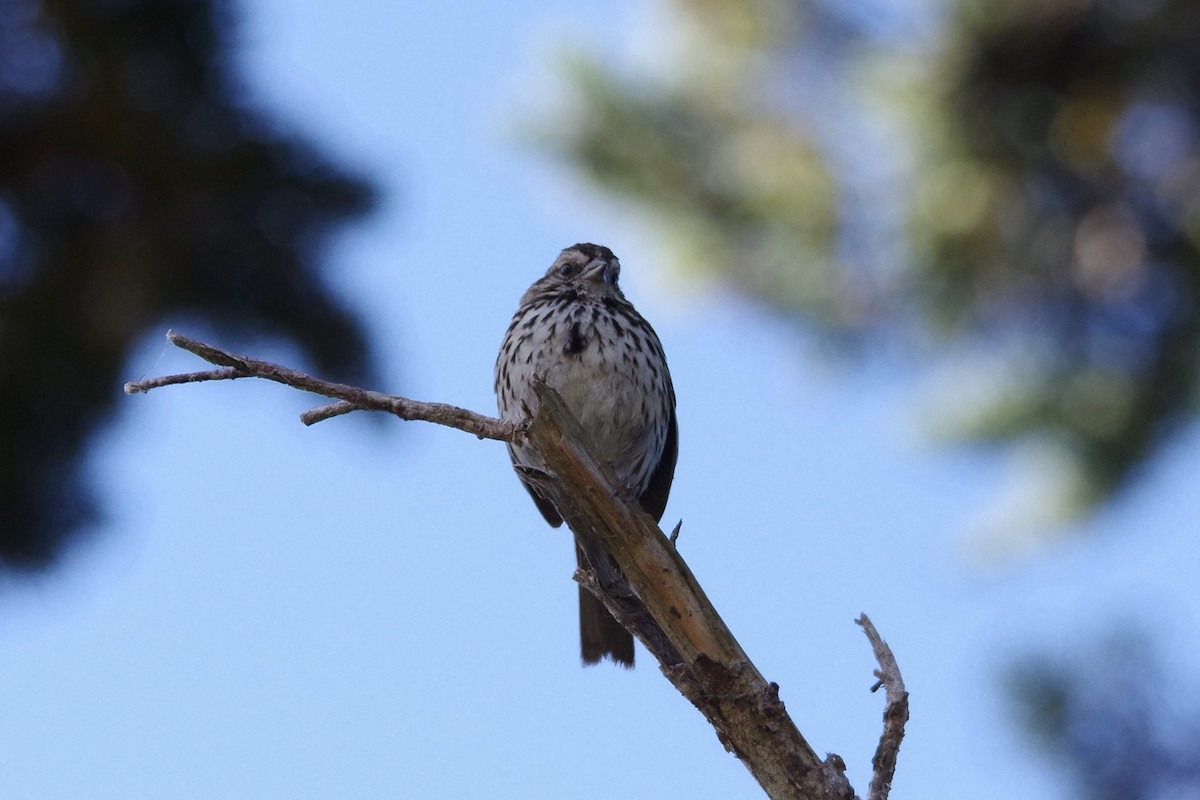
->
[495,243,678,667]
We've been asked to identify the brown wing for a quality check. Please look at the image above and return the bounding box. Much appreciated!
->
[523,481,563,527]
[636,405,678,523]
[510,444,564,527]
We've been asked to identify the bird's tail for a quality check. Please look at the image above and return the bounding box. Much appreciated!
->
[576,543,634,667]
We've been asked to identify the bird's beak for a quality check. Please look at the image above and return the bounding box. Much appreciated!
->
[583,258,619,286]
[582,258,610,285]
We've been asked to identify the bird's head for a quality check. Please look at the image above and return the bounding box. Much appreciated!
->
[542,243,622,297]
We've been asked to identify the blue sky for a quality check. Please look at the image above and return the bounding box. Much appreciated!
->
[3,2,1200,798]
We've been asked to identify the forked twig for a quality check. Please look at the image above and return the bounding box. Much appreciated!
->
[125,330,515,441]
[857,614,908,800]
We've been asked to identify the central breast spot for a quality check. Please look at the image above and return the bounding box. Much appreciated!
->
[564,321,586,355]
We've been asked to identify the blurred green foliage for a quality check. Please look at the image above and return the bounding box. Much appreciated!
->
[547,0,1200,525]
[542,24,841,325]
[550,3,1200,794]
[917,0,1200,512]
[0,0,376,570]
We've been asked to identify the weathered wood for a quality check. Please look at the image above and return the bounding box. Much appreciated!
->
[526,382,857,800]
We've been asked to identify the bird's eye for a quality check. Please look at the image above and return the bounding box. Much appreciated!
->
[559,263,575,277]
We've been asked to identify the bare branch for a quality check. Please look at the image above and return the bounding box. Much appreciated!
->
[526,382,860,800]
[126,331,907,800]
[857,614,909,800]
[124,330,516,441]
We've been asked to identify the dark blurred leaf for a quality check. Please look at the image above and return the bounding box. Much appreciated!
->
[0,0,378,569]
[1008,629,1200,800]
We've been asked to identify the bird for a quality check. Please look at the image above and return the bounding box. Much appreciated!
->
[495,243,678,667]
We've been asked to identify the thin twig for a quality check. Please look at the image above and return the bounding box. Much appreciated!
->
[124,330,516,442]
[125,368,246,393]
[857,614,908,800]
[301,401,359,426]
